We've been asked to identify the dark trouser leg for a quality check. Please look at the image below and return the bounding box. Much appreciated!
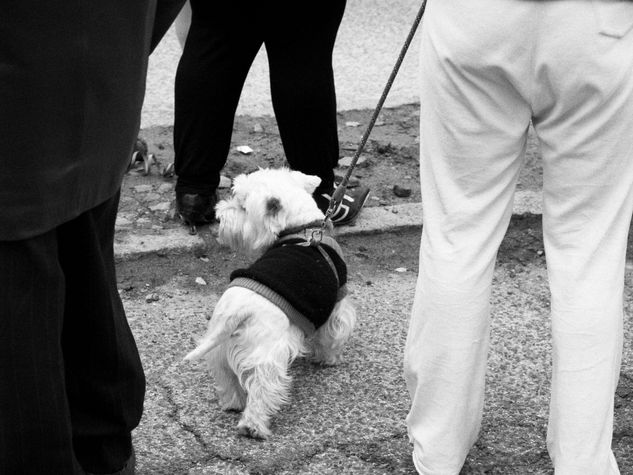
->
[0,229,81,475]
[59,192,145,473]
[174,1,263,195]
[265,0,347,195]
[0,192,145,475]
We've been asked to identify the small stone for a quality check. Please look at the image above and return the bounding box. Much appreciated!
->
[199,257,210,262]
[195,277,207,286]
[338,156,367,168]
[145,293,160,303]
[150,202,171,212]
[394,267,408,273]
[158,183,174,193]
[136,218,152,228]
[253,123,264,133]
[375,143,396,155]
[393,185,412,198]
[345,121,361,127]
[145,193,161,202]
[219,175,232,189]
[115,217,132,227]
[236,145,253,155]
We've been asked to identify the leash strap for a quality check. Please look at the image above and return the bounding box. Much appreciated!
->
[324,0,429,226]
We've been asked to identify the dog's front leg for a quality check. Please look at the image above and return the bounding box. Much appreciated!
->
[311,295,356,366]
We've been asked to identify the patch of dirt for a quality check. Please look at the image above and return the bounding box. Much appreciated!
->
[125,103,543,232]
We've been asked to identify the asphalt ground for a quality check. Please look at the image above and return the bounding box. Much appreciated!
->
[116,211,633,474]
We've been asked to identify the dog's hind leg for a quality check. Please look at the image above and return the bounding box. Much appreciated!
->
[311,295,356,366]
[235,326,304,439]
[236,361,289,439]
[207,344,246,412]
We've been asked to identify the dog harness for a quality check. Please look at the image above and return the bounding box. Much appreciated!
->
[228,228,347,336]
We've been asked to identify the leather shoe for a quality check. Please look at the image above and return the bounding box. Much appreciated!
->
[176,192,217,226]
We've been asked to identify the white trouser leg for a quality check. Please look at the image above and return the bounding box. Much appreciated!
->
[405,0,633,473]
[533,3,633,473]
[404,1,535,472]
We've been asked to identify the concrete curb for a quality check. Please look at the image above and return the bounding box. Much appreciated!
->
[113,190,542,260]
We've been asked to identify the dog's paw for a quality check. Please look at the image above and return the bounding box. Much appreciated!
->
[314,355,343,366]
[220,398,246,413]
[311,351,344,366]
[237,420,272,440]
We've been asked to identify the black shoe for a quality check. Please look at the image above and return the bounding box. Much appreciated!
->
[176,192,217,226]
[315,184,370,226]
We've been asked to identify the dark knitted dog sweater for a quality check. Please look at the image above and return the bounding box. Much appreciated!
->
[228,235,347,334]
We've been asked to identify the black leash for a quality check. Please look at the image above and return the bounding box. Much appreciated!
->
[323,0,428,227]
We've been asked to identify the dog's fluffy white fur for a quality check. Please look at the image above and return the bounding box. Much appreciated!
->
[185,168,356,439]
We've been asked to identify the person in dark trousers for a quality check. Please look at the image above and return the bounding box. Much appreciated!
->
[173,0,370,227]
[0,1,185,473]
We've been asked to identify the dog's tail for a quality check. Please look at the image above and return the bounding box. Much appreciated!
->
[183,308,252,362]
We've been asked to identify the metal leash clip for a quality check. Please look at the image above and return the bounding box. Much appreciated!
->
[309,228,323,246]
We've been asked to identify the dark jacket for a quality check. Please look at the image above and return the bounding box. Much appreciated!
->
[0,0,185,241]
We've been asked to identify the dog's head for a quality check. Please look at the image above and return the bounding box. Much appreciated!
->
[215,168,325,254]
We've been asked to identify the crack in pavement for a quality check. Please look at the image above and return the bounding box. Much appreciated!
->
[158,375,250,473]
[156,379,411,475]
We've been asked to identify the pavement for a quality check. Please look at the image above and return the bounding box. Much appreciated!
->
[115,193,633,475]
[113,170,632,475]
[113,190,542,261]
[114,142,633,475]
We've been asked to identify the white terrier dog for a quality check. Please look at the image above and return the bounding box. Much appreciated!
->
[185,168,356,439]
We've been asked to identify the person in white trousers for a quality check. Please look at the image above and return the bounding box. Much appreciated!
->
[404,0,633,473]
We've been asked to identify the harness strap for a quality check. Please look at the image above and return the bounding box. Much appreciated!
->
[278,233,344,292]
[314,241,340,288]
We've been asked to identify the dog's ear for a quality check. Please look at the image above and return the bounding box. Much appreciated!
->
[290,171,322,194]
[265,197,282,216]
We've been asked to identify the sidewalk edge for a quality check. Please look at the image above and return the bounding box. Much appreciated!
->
[114,190,541,260]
